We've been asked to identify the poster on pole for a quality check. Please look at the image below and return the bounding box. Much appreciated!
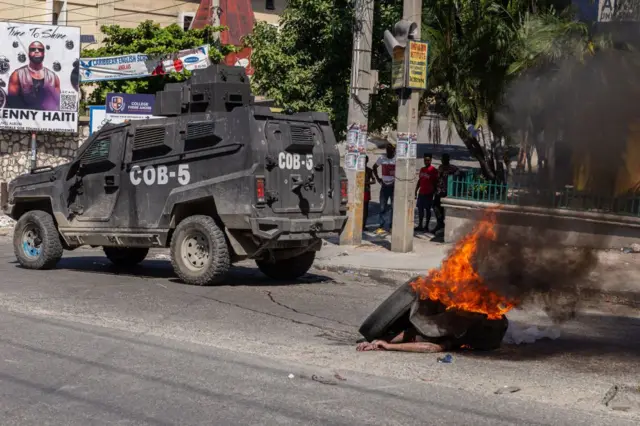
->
[79,45,211,83]
[409,132,418,158]
[0,22,81,133]
[345,123,360,170]
[396,132,409,158]
[407,41,428,90]
[391,47,406,89]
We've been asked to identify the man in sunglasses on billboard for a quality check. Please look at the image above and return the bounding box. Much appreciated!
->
[7,41,61,111]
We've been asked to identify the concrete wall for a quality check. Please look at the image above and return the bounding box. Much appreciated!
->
[442,198,640,250]
[0,119,89,184]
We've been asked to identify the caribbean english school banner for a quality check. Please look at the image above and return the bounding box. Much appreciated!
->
[0,22,81,133]
[79,45,211,83]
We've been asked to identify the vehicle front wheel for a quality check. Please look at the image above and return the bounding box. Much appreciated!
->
[256,250,316,281]
[13,210,63,270]
[170,215,231,286]
[103,247,149,267]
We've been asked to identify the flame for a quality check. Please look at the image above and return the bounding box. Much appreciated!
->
[410,208,518,319]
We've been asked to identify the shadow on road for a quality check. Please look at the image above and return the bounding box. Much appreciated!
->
[11,256,334,287]
[464,313,640,374]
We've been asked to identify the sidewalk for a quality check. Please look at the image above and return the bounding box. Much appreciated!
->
[316,229,640,308]
[316,231,452,283]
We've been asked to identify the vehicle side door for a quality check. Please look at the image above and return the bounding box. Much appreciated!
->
[66,128,126,223]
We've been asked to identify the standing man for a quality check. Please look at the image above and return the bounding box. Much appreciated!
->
[432,153,459,242]
[363,155,376,231]
[7,41,61,111]
[414,153,438,232]
[373,142,396,233]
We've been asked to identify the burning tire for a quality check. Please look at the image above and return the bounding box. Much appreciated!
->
[358,278,419,342]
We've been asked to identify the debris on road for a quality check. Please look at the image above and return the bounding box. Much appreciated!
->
[311,374,338,386]
[288,374,295,379]
[0,214,15,228]
[334,373,347,381]
[602,384,640,413]
[495,386,521,395]
[624,243,640,254]
[437,354,453,363]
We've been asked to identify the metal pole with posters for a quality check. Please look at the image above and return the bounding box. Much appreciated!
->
[340,0,376,245]
[383,0,427,253]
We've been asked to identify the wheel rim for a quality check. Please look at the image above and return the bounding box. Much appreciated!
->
[22,224,42,258]
[181,230,210,271]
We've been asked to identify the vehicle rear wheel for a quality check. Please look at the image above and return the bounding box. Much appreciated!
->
[170,215,230,286]
[103,247,149,267]
[13,210,63,270]
[358,278,419,342]
[255,250,316,281]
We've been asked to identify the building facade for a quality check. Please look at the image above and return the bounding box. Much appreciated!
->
[0,0,286,43]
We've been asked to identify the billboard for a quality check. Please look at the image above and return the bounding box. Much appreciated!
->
[79,45,210,83]
[0,22,81,133]
[89,93,159,135]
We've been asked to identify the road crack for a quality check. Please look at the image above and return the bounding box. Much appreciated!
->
[264,290,356,328]
[195,292,357,340]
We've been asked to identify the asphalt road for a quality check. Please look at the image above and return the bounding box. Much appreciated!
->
[0,240,638,425]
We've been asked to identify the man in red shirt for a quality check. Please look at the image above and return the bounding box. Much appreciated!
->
[414,153,439,232]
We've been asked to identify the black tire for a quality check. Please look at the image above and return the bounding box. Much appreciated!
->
[170,215,230,286]
[255,250,316,280]
[358,277,420,342]
[103,247,149,267]
[13,210,63,270]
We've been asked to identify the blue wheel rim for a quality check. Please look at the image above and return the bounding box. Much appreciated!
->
[22,225,42,258]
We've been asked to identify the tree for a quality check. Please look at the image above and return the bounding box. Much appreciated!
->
[80,21,235,108]
[247,0,591,180]
[247,0,402,140]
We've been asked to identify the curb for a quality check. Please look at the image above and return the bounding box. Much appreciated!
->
[314,261,421,286]
[315,261,640,309]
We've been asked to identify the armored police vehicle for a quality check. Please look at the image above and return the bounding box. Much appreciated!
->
[3,64,348,285]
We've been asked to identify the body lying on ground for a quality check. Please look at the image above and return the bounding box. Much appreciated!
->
[357,300,509,353]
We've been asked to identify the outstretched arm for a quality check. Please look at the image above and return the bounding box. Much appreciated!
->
[379,341,447,353]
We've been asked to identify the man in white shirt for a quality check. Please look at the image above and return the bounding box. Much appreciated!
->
[372,143,396,232]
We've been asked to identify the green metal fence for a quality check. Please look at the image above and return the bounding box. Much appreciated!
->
[447,174,640,218]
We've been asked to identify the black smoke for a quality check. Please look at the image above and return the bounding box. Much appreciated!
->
[470,25,640,323]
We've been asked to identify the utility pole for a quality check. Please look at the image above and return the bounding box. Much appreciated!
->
[383,0,426,253]
[340,0,377,246]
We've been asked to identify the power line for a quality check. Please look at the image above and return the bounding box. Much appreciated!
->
[0,2,96,19]
[62,4,184,24]
[1,0,124,22]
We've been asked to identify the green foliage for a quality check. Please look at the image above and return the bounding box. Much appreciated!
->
[247,0,607,179]
[80,20,235,107]
[247,0,401,140]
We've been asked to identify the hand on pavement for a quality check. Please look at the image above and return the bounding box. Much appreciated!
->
[356,340,388,351]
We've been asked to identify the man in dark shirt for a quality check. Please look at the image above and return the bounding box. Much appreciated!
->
[415,153,438,232]
[432,153,460,242]
[7,41,61,111]
[363,155,376,231]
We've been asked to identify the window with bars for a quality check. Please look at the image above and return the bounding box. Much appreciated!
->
[81,138,111,164]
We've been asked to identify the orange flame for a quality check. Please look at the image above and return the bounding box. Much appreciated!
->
[410,209,518,319]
